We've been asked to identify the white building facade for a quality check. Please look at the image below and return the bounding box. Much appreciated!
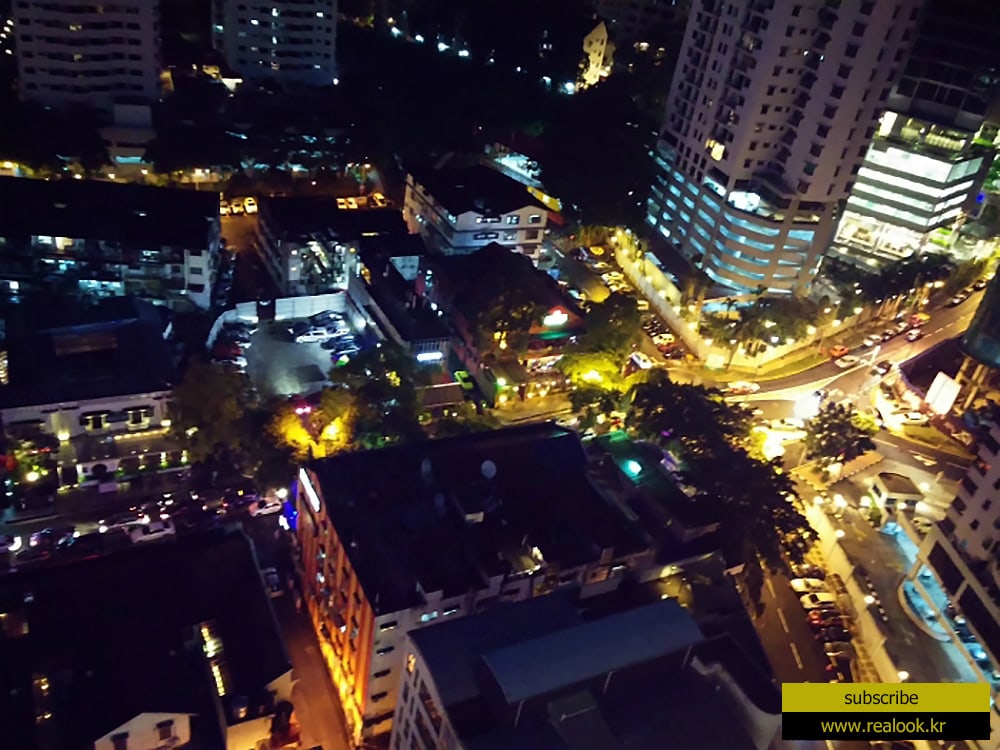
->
[211,0,337,85]
[646,0,922,294]
[403,169,549,263]
[12,0,162,112]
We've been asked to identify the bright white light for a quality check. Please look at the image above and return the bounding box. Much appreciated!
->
[24,470,40,483]
[864,594,876,605]
[276,488,288,500]
[834,494,847,509]
[835,529,846,538]
[458,49,470,58]
[794,391,822,421]
[543,308,569,327]
[562,82,576,95]
[8,536,22,553]
[414,34,425,43]
[390,26,402,38]
[278,515,289,531]
[437,42,449,52]
[416,351,443,363]
[898,670,910,682]
[300,468,322,513]
[625,460,642,477]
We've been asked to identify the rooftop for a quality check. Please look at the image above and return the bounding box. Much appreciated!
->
[410,595,765,750]
[0,297,174,408]
[482,598,703,704]
[305,423,650,615]
[428,243,584,325]
[0,176,217,249]
[260,196,407,241]
[0,527,291,749]
[877,472,923,496]
[407,163,547,217]
[363,253,450,342]
[0,295,175,408]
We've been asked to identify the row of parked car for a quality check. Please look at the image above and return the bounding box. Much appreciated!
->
[212,319,259,371]
[220,196,258,216]
[641,315,684,360]
[288,309,360,361]
[789,564,857,683]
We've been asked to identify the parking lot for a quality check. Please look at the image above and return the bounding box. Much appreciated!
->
[213,306,375,398]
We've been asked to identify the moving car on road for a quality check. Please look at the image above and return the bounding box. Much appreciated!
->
[828,345,850,359]
[905,329,924,342]
[726,381,760,396]
[249,496,283,517]
[834,355,861,369]
[871,361,893,377]
[130,519,176,544]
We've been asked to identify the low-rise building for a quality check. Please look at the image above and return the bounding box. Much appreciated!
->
[293,423,656,744]
[403,164,551,262]
[0,177,220,309]
[0,296,179,488]
[350,234,451,364]
[1,527,294,750]
[392,593,779,750]
[414,244,585,403]
[256,196,407,295]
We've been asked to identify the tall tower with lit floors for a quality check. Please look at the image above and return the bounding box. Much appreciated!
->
[646,0,924,294]
[956,272,1000,410]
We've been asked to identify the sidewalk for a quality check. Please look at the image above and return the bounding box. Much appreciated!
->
[871,389,973,460]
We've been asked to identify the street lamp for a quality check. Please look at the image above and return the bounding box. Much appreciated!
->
[25,470,40,482]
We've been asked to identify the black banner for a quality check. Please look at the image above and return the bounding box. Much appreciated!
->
[782,712,991,740]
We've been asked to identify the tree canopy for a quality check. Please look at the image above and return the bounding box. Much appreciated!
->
[167,360,258,463]
[628,370,811,569]
[803,402,878,469]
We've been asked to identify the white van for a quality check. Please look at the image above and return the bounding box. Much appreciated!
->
[630,352,654,370]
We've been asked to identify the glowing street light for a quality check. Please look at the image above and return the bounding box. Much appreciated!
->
[835,529,846,539]
[898,670,910,682]
[25,470,40,482]
[864,594,876,605]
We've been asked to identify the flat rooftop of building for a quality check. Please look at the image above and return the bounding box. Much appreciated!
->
[428,243,583,321]
[592,433,722,529]
[260,196,407,240]
[0,527,291,750]
[876,472,922,496]
[358,233,429,261]
[411,594,762,750]
[0,296,175,408]
[364,257,450,342]
[407,163,548,216]
[0,176,217,249]
[305,423,649,615]
[482,598,703,704]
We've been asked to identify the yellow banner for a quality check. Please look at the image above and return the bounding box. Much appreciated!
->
[782,683,989,714]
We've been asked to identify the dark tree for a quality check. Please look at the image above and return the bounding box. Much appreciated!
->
[803,402,878,469]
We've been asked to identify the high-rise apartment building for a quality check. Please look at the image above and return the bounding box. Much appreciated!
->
[835,0,1000,264]
[12,0,162,112]
[646,0,922,294]
[588,0,687,43]
[211,0,338,86]
[904,417,1000,723]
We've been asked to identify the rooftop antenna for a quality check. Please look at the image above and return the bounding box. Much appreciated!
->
[481,460,497,480]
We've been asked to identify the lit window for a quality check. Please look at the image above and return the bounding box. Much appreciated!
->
[406,653,416,673]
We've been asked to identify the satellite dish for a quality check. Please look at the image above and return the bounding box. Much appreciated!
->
[481,460,497,480]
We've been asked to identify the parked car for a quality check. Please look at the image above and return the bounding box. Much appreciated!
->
[828,345,850,359]
[827,653,855,683]
[98,509,145,533]
[213,355,248,369]
[973,279,988,291]
[243,197,258,214]
[816,625,853,642]
[903,411,929,425]
[321,334,355,350]
[834,355,861,369]
[230,198,245,215]
[895,321,910,334]
[309,310,343,326]
[862,335,881,347]
[881,329,898,342]
[905,329,924,342]
[220,200,231,216]
[261,567,284,598]
[823,641,855,657]
[130,519,176,544]
[800,592,838,609]
[331,346,360,361]
[651,332,676,346]
[790,561,825,579]
[791,578,827,594]
[294,327,334,344]
[947,293,970,307]
[630,352,654,370]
